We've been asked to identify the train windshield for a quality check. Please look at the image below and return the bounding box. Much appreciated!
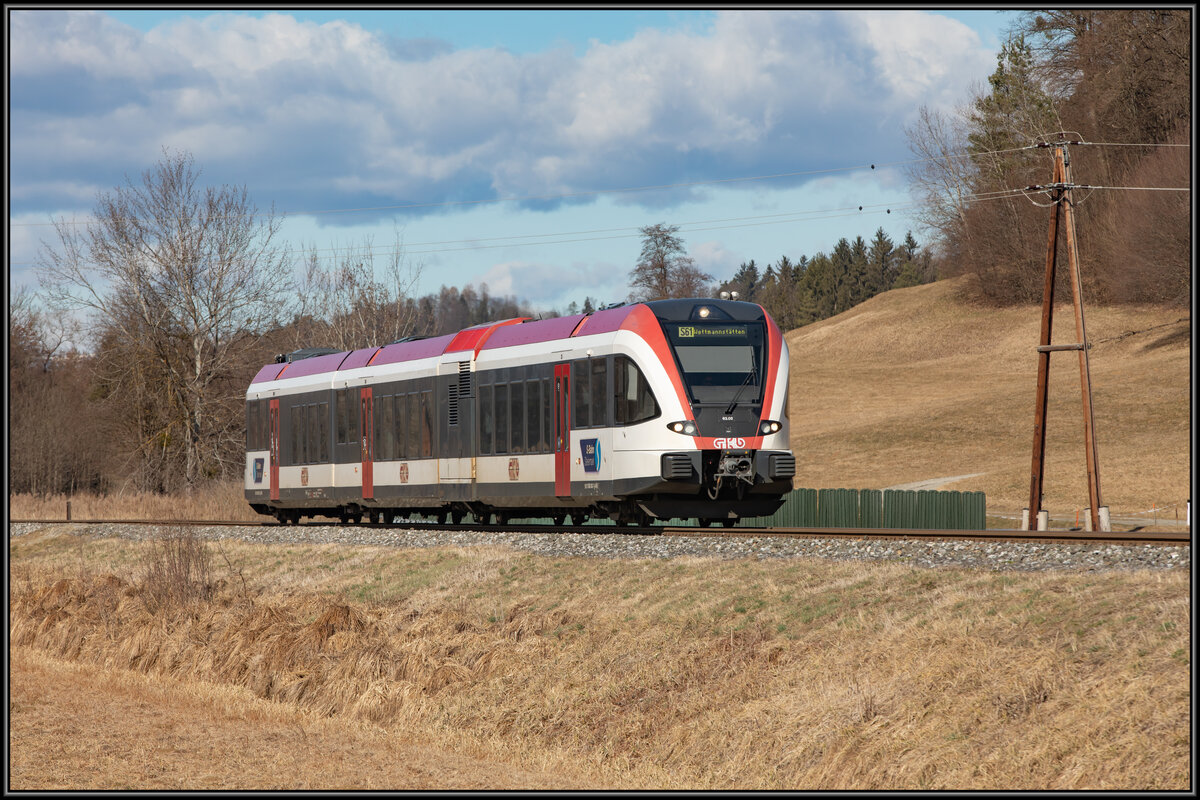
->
[661,322,765,405]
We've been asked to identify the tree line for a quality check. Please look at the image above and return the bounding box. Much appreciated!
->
[904,9,1189,306]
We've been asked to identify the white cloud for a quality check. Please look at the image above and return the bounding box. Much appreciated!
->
[10,10,1005,220]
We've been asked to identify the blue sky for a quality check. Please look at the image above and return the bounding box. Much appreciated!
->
[9,8,1024,314]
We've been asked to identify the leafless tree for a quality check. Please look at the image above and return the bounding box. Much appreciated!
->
[36,148,294,490]
[293,234,427,352]
[629,223,713,301]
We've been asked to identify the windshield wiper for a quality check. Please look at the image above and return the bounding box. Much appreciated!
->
[725,366,758,414]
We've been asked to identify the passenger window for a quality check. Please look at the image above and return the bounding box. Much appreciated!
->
[542,377,553,448]
[318,402,329,462]
[526,380,542,453]
[380,395,394,461]
[394,394,406,459]
[292,405,305,465]
[480,384,493,455]
[511,382,524,453]
[407,391,420,459]
[420,390,433,458]
[572,362,590,428]
[591,358,607,428]
[614,356,660,425]
[495,384,509,454]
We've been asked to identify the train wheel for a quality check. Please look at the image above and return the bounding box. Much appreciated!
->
[552,514,566,526]
[722,519,736,528]
[699,519,713,528]
[339,510,349,525]
[450,510,464,525]
[435,510,447,525]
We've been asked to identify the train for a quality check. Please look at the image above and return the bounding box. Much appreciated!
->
[244,297,795,527]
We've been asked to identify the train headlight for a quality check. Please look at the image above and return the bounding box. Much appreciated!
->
[667,420,698,436]
[759,420,782,435]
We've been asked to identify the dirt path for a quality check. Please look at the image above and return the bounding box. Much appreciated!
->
[9,647,593,791]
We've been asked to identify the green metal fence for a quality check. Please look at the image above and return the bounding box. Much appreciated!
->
[403,486,985,530]
[747,487,986,530]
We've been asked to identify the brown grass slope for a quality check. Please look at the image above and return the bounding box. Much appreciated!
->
[8,529,1192,790]
[786,277,1191,519]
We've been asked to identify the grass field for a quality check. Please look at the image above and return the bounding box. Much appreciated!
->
[786,277,1191,523]
[8,525,1191,790]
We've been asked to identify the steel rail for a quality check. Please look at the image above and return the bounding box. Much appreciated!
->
[9,519,1190,547]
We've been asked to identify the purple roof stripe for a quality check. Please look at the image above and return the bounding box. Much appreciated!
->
[481,314,587,350]
[250,363,288,384]
[339,347,382,371]
[370,333,457,367]
[277,351,353,380]
[573,304,637,336]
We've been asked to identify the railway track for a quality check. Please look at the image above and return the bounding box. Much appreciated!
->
[9,518,1190,547]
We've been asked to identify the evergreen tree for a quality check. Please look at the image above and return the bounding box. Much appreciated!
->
[867,227,896,296]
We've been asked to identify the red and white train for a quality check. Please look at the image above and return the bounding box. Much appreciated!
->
[245,298,795,527]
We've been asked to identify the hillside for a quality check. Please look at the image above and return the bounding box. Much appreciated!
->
[785,277,1191,522]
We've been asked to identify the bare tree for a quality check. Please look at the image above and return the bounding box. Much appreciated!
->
[294,234,427,352]
[36,148,294,490]
[629,223,713,301]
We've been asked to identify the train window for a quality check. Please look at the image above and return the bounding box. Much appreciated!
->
[479,384,493,455]
[613,356,660,425]
[246,402,255,449]
[309,402,324,465]
[572,362,590,428]
[591,358,608,428]
[547,376,554,450]
[420,390,433,458]
[406,391,420,459]
[257,401,267,450]
[393,394,406,459]
[510,382,524,454]
[495,384,509,455]
[380,395,394,461]
[290,405,304,465]
[526,380,542,453]
[336,391,347,445]
[317,402,330,462]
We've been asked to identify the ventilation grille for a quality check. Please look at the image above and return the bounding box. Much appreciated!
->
[661,453,694,481]
[768,453,796,480]
[448,361,472,427]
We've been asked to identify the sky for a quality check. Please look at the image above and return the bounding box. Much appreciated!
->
[8,7,1025,316]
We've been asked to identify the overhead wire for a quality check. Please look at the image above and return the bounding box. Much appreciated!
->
[8,140,1188,267]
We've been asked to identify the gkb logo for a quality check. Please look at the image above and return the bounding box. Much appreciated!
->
[712,437,746,449]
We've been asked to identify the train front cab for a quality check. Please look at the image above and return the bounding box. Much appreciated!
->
[610,299,796,524]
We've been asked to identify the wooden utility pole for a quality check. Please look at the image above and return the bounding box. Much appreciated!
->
[1026,140,1106,531]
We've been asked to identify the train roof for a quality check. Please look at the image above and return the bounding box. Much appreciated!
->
[250,304,641,385]
[250,298,774,385]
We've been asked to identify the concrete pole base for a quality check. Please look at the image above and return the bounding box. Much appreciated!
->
[1036,510,1049,531]
[1021,508,1031,531]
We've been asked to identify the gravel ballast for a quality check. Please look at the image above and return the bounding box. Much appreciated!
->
[8,522,1189,573]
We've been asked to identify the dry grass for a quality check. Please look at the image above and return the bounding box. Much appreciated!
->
[787,277,1191,521]
[9,528,1191,790]
[8,480,261,522]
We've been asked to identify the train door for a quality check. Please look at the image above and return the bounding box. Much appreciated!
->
[554,363,571,497]
[360,387,374,500]
[269,398,280,501]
